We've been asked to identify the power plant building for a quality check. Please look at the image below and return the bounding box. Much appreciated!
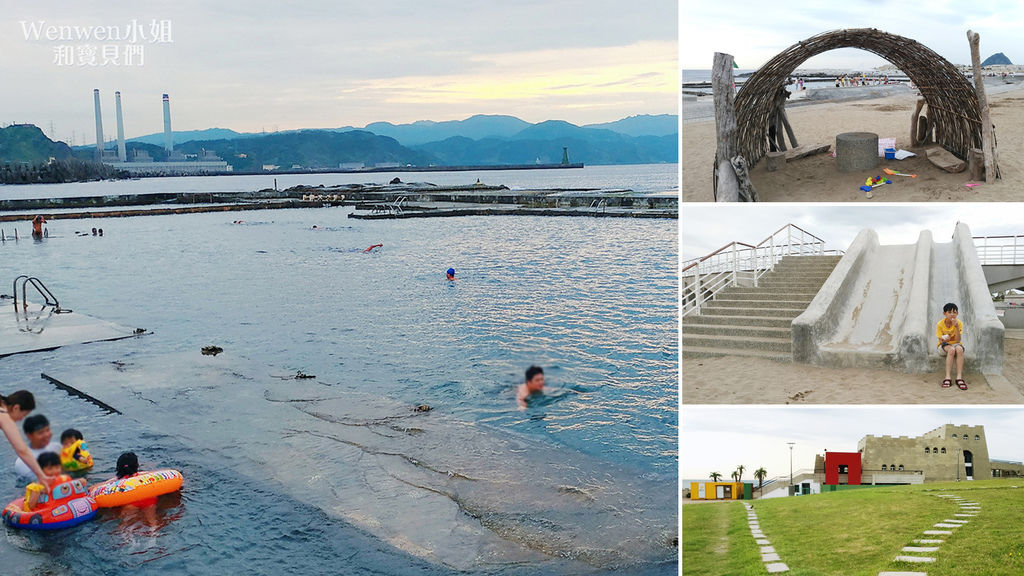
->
[93,90,231,175]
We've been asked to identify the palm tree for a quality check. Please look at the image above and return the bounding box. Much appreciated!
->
[730,470,739,482]
[736,464,746,483]
[710,471,722,481]
[754,467,768,497]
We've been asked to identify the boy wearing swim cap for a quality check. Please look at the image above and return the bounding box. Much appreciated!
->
[446,268,456,281]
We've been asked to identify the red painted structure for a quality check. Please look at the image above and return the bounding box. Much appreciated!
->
[824,452,862,485]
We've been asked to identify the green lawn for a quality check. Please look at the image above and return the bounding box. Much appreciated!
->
[682,479,1024,575]
[681,501,762,576]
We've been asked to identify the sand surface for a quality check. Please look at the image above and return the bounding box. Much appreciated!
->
[682,334,1024,404]
[682,83,1024,202]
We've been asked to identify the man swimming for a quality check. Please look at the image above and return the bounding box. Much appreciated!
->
[516,365,545,409]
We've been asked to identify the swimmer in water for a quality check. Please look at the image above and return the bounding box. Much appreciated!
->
[516,365,545,409]
[446,268,456,281]
[31,216,46,239]
[364,243,383,253]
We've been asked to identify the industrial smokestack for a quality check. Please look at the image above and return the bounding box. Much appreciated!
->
[162,93,173,154]
[93,89,104,160]
[115,91,127,162]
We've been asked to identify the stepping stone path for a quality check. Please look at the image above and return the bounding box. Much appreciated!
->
[878,494,979,575]
[744,502,789,573]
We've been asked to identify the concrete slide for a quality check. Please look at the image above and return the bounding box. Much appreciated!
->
[793,222,1003,373]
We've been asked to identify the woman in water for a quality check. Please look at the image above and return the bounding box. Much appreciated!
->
[1,390,53,486]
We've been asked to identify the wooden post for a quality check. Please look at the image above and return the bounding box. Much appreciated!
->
[969,147,984,181]
[917,116,930,144]
[968,30,1001,180]
[780,108,798,148]
[713,52,757,202]
[910,98,925,147]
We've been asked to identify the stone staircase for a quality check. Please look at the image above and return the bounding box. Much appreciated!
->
[682,255,843,360]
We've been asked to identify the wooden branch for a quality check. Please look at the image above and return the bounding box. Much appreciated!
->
[967,30,1001,180]
[730,156,758,202]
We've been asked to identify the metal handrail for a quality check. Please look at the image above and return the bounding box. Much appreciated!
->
[682,224,838,317]
[12,275,65,312]
[392,196,408,215]
[974,234,1024,265]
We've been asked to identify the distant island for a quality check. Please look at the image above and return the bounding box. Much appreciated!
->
[981,52,1013,66]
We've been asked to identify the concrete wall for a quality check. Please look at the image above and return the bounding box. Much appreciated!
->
[1001,307,1024,329]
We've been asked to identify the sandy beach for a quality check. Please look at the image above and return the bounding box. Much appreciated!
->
[682,331,1024,404]
[682,82,1024,202]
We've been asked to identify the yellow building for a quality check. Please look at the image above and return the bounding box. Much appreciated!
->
[689,481,745,500]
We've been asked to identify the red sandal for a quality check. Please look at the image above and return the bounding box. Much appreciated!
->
[941,379,952,388]
[956,379,968,390]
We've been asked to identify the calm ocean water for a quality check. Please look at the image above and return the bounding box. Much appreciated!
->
[0,163,679,201]
[0,178,678,575]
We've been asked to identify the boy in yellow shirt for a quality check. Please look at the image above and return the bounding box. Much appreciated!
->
[937,302,966,390]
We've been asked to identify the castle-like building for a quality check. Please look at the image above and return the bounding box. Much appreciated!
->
[815,424,1024,486]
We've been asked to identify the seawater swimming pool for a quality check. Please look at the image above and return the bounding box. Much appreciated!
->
[0,206,677,574]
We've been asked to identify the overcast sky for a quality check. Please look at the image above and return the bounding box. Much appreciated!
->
[681,204,1024,262]
[681,406,1024,481]
[0,1,677,145]
[680,0,1022,70]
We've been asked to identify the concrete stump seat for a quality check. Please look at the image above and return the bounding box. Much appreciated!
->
[836,132,879,172]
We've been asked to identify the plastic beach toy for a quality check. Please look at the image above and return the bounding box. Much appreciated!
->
[860,176,891,193]
[883,168,917,178]
[89,469,183,508]
[2,477,97,530]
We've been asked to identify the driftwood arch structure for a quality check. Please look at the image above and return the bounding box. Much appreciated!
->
[735,28,983,170]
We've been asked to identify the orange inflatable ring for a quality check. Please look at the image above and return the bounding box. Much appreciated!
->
[88,469,183,508]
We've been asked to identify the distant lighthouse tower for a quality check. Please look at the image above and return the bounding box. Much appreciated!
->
[561,146,570,165]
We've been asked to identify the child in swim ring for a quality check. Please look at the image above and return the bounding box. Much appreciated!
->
[24,452,71,511]
[60,428,93,471]
[115,452,159,508]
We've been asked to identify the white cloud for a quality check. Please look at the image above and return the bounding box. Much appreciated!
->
[680,0,1023,69]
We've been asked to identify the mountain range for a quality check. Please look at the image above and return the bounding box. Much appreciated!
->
[88,113,679,169]
[125,113,678,148]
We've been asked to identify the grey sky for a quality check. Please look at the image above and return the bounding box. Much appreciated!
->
[681,204,1024,262]
[681,406,1024,481]
[1,1,677,145]
[680,0,1022,69]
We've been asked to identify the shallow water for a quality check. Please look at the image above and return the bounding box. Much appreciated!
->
[0,206,678,574]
